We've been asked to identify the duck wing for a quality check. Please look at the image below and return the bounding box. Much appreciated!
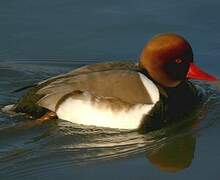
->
[15,61,159,118]
[37,69,159,112]
[15,61,138,115]
[38,61,139,86]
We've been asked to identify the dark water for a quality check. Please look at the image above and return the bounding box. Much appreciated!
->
[1,0,220,179]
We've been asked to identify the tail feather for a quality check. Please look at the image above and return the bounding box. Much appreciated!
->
[12,84,37,93]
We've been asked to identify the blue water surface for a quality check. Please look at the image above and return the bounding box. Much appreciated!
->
[0,0,220,179]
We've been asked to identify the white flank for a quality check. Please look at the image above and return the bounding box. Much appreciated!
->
[56,75,159,130]
[138,73,159,103]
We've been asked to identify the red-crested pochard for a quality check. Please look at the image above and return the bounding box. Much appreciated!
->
[13,33,217,131]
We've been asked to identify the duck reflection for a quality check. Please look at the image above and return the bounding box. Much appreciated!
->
[38,116,199,173]
[143,108,202,172]
[147,133,196,172]
[10,114,199,174]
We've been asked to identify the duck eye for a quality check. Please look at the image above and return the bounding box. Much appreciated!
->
[175,59,182,64]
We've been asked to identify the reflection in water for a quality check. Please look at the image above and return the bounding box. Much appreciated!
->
[147,134,196,172]
[0,112,201,178]
[144,106,201,172]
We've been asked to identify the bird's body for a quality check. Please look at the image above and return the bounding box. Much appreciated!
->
[15,62,159,129]
[14,61,199,131]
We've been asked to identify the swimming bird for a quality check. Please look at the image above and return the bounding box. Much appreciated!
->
[12,33,217,131]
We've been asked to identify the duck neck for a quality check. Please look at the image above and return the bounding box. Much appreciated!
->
[139,66,182,88]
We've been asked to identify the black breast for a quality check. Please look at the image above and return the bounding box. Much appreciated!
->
[139,81,201,133]
[164,81,200,118]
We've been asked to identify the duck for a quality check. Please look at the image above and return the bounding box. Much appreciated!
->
[12,33,217,131]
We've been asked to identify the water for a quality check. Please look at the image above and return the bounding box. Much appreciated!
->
[1,0,220,179]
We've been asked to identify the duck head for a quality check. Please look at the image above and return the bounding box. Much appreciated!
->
[140,33,217,87]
